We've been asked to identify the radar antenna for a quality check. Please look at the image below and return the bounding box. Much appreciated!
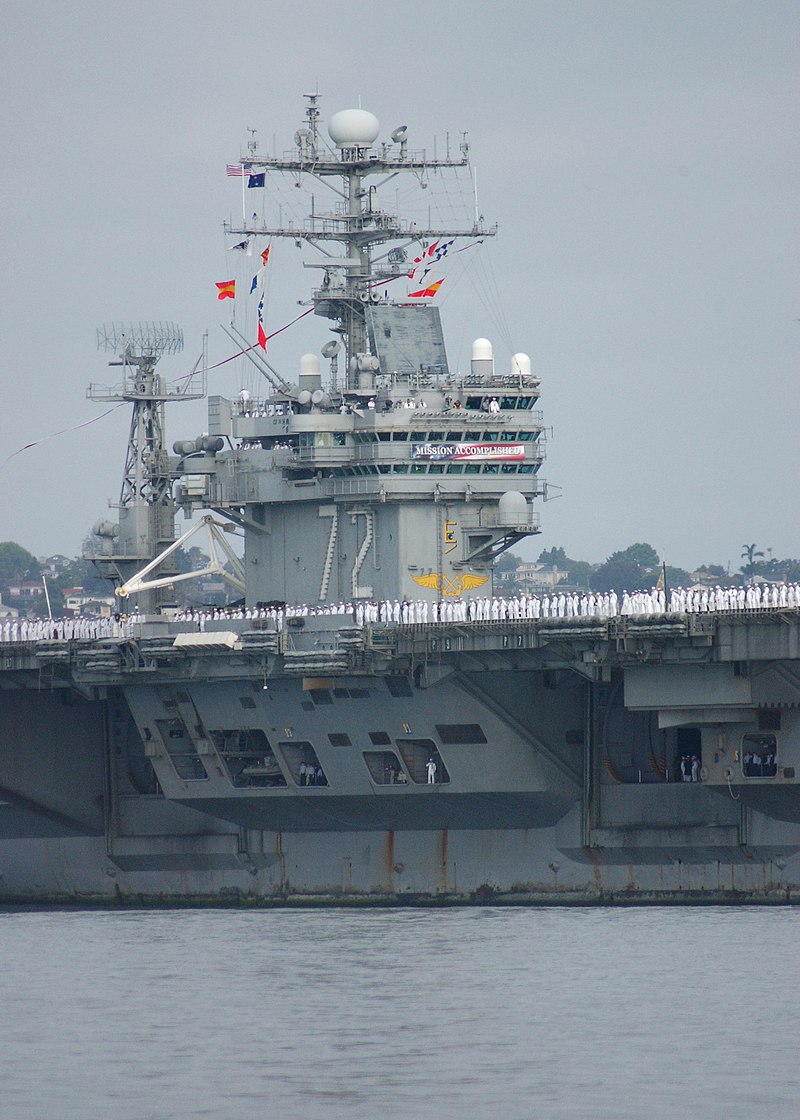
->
[86,321,205,609]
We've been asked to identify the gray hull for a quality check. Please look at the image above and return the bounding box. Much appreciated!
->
[2,611,799,905]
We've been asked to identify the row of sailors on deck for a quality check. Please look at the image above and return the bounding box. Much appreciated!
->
[2,582,799,643]
[1,615,136,642]
[236,390,509,417]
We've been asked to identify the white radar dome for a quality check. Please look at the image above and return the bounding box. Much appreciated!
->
[472,338,493,361]
[498,491,529,520]
[328,109,380,147]
[511,353,531,375]
[299,353,321,376]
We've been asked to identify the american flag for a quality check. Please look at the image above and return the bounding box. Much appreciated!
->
[226,164,256,177]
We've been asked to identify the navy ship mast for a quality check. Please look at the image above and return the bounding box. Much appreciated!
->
[226,94,492,379]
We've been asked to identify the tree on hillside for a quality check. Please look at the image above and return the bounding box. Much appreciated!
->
[538,546,568,566]
[696,564,727,579]
[591,542,660,594]
[537,546,595,588]
[493,550,523,575]
[740,543,765,579]
[0,542,41,589]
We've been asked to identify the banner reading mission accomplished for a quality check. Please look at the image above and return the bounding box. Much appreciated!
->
[411,443,525,462]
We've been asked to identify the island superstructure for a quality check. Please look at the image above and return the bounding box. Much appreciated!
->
[172,97,545,609]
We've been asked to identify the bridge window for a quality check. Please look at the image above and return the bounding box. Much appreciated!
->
[328,732,351,747]
[742,733,778,778]
[369,730,391,745]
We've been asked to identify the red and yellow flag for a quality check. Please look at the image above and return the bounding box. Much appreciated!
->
[409,279,444,299]
[260,246,271,267]
[215,280,236,300]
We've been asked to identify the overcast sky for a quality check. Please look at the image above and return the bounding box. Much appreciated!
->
[0,0,797,572]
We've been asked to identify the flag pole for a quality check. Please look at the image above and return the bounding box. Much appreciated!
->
[42,574,53,620]
[662,561,669,612]
[241,163,246,226]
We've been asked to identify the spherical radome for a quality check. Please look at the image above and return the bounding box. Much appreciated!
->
[328,109,380,147]
[472,337,493,361]
[498,491,529,519]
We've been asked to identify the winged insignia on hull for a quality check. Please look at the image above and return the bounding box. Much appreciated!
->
[411,572,489,597]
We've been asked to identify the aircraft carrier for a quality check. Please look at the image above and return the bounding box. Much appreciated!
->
[1,97,799,904]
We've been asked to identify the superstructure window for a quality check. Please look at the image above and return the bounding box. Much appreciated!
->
[435,723,487,744]
[742,733,778,777]
[369,731,392,745]
[210,728,286,788]
[328,733,352,747]
[363,751,408,785]
[155,718,208,781]
[278,741,328,786]
[385,676,413,698]
[396,738,449,784]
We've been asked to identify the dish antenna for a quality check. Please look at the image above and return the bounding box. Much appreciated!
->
[321,340,341,393]
[391,125,409,159]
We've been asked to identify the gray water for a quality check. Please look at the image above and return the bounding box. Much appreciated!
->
[0,906,796,1119]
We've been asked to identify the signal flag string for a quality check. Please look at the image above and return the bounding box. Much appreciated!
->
[0,405,126,475]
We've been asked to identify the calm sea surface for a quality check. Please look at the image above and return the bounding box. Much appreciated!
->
[0,906,796,1119]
